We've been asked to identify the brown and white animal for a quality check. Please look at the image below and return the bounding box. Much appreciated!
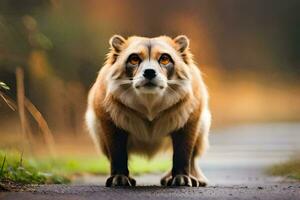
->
[85,35,211,187]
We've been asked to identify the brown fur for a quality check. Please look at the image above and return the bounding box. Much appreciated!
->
[86,35,211,187]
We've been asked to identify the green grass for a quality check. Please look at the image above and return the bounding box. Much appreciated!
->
[0,150,171,185]
[0,151,70,184]
[25,154,171,176]
[267,159,300,180]
[128,156,171,175]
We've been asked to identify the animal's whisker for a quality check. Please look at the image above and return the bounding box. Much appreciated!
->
[116,79,133,85]
[167,80,188,85]
[133,77,144,81]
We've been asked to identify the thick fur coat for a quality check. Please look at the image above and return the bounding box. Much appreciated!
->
[86,35,211,187]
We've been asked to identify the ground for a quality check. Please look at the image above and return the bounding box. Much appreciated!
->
[1,123,300,200]
[1,184,300,200]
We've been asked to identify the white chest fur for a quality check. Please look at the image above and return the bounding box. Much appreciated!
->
[105,96,197,143]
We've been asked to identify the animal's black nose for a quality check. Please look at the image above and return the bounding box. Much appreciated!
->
[143,69,156,80]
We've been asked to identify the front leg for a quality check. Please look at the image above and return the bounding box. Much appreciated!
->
[101,118,136,187]
[167,121,200,187]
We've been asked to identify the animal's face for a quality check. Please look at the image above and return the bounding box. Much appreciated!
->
[127,46,171,94]
[106,35,194,110]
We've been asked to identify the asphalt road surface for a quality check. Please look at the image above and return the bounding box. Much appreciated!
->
[1,123,300,200]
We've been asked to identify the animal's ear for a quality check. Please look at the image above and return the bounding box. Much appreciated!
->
[173,35,190,53]
[109,35,126,52]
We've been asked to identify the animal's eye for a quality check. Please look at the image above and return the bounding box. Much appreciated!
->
[128,54,141,65]
[159,54,171,65]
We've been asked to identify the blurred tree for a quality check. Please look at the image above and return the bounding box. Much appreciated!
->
[0,0,299,136]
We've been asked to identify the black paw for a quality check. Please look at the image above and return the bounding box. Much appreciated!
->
[105,175,136,187]
[165,174,207,187]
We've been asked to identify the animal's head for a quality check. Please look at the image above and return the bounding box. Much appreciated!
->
[105,35,195,111]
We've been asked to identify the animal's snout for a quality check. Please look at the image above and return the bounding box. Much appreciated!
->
[143,69,156,80]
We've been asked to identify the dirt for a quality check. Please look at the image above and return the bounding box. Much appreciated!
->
[0,179,34,192]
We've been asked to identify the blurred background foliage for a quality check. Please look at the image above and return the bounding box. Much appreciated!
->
[0,0,300,157]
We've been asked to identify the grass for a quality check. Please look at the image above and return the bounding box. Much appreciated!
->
[0,150,171,185]
[267,159,300,180]
[0,151,70,184]
[0,82,9,90]
[129,156,171,175]
[24,154,171,176]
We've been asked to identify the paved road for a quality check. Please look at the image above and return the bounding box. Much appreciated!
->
[1,123,300,199]
[1,184,300,200]
[202,122,300,186]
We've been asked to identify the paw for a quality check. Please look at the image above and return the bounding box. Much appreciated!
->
[105,175,136,187]
[193,177,207,187]
[166,174,207,187]
[160,173,172,186]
